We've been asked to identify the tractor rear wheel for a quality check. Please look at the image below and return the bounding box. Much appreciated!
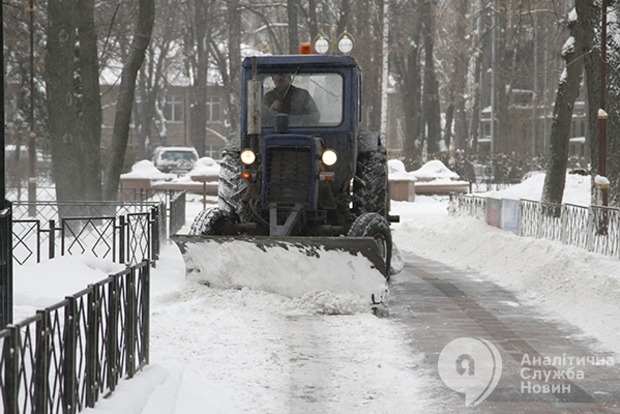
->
[353,147,388,217]
[218,149,250,221]
[347,212,392,280]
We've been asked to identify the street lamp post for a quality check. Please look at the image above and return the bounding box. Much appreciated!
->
[313,26,354,55]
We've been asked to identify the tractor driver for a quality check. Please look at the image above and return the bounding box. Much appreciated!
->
[263,74,320,125]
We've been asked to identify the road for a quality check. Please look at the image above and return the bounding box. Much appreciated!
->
[389,252,620,413]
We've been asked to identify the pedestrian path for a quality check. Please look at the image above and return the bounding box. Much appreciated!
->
[390,254,620,413]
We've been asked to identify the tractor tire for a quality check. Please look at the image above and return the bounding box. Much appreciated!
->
[347,212,392,280]
[189,207,238,236]
[217,149,250,221]
[352,147,388,217]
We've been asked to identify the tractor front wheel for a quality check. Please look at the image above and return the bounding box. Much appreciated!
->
[347,212,392,280]
[189,208,238,236]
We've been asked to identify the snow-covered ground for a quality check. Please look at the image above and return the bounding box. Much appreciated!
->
[12,172,620,413]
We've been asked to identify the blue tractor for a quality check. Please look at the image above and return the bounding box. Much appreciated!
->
[176,54,398,281]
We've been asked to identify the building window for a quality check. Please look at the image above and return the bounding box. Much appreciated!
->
[205,144,223,159]
[207,96,221,123]
[164,96,184,122]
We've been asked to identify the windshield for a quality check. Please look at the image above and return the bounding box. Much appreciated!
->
[160,150,198,163]
[261,73,343,127]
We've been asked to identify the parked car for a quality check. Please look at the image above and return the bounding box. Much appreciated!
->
[152,146,199,175]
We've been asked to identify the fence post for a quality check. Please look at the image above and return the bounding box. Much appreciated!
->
[586,206,595,252]
[125,268,136,378]
[141,262,150,366]
[64,296,78,414]
[49,219,56,260]
[3,326,19,414]
[35,310,50,414]
[107,275,119,392]
[1,202,13,327]
[151,206,159,264]
[560,205,568,244]
[86,285,100,408]
[118,215,125,264]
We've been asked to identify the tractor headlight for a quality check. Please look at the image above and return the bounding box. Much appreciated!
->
[321,149,338,167]
[240,149,256,165]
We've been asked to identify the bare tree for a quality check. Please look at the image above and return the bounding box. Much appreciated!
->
[77,0,103,201]
[420,0,441,153]
[287,0,300,53]
[103,0,155,200]
[392,0,423,167]
[46,0,85,202]
[542,0,597,204]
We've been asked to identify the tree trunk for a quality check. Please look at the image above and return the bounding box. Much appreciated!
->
[46,0,84,202]
[450,0,470,150]
[421,0,441,154]
[542,0,596,205]
[287,0,299,54]
[609,4,620,206]
[103,0,155,200]
[77,0,102,201]
[306,0,318,41]
[189,0,211,155]
[393,1,422,168]
[226,0,242,137]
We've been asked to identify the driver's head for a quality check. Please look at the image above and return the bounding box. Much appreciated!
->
[271,74,291,91]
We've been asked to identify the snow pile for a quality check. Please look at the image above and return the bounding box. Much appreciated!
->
[483,172,591,206]
[120,159,174,180]
[410,160,460,182]
[182,157,221,182]
[179,239,388,314]
[388,159,417,180]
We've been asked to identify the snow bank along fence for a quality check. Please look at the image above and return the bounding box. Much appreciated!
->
[10,200,168,266]
[0,260,150,413]
[450,194,620,259]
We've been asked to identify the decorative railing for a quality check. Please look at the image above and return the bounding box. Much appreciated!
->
[10,201,161,266]
[0,261,150,414]
[452,194,620,259]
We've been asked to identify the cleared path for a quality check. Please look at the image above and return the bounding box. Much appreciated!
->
[390,253,620,413]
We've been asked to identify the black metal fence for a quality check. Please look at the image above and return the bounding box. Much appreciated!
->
[451,194,620,259]
[10,201,162,266]
[0,261,150,414]
[118,187,186,237]
[8,186,187,239]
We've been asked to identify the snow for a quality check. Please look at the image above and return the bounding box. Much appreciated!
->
[187,157,221,180]
[11,172,620,413]
[595,174,610,187]
[387,159,417,180]
[120,160,174,180]
[410,159,460,181]
[483,170,592,206]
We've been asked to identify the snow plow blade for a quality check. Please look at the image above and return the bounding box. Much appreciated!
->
[171,235,389,313]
